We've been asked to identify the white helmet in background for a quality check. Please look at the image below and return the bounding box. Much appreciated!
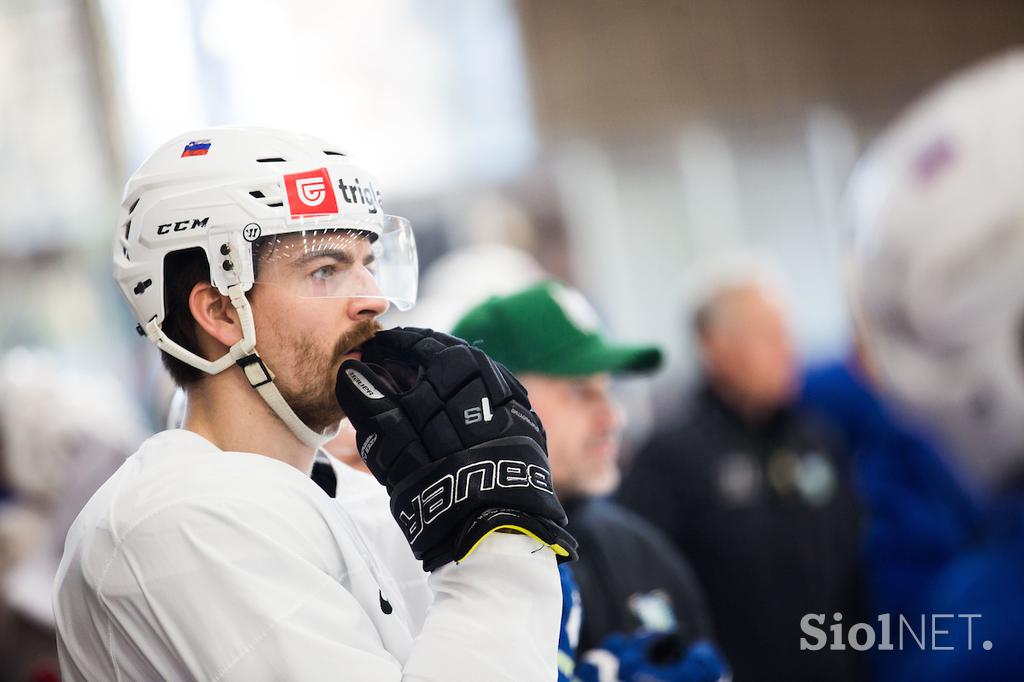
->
[0,348,146,626]
[0,348,145,506]
[114,126,417,447]
[845,50,1024,489]
[395,243,547,332]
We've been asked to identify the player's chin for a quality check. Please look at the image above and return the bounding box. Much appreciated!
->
[299,399,346,435]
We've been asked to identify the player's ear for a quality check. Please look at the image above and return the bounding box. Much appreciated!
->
[189,282,242,349]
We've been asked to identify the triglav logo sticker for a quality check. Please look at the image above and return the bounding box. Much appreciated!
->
[284,168,338,217]
[296,177,326,206]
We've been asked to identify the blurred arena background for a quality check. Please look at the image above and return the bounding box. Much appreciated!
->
[1,1,1023,678]
[4,0,1024,431]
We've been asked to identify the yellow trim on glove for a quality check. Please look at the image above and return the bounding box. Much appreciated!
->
[457,524,571,564]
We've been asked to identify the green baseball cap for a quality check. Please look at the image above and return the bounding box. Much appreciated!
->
[451,280,663,376]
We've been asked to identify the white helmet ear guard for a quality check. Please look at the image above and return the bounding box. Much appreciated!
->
[115,126,418,448]
[845,50,1024,489]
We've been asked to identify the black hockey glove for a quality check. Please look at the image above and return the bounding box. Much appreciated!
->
[335,327,577,571]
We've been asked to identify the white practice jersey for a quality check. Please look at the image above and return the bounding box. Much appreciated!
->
[53,429,561,681]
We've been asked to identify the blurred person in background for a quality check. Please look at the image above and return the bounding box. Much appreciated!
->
[618,262,864,682]
[454,280,728,682]
[0,348,146,682]
[847,49,1024,681]
[800,334,985,682]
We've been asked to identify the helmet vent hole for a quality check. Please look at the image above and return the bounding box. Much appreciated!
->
[256,157,286,163]
[247,185,285,208]
[123,219,132,240]
[323,150,346,156]
[128,198,140,215]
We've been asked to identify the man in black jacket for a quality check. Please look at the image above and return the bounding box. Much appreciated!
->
[619,272,865,682]
[452,281,716,659]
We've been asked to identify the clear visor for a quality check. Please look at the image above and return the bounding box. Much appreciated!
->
[252,215,417,311]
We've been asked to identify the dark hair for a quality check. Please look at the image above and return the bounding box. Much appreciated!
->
[160,247,210,387]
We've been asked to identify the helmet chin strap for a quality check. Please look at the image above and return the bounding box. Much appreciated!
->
[145,282,339,450]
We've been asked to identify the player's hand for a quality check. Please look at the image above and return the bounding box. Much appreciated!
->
[335,327,578,571]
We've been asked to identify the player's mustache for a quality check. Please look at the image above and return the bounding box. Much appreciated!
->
[333,319,383,362]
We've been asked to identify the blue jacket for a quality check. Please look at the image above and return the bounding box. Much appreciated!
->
[801,359,993,680]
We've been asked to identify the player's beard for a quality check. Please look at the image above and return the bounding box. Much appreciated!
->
[279,319,382,433]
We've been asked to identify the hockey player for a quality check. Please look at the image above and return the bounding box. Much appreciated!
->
[53,126,575,681]
[846,50,1024,680]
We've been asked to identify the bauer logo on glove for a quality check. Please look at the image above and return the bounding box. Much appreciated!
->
[335,327,578,571]
[395,452,556,542]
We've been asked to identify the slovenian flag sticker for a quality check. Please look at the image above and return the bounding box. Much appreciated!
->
[181,139,212,157]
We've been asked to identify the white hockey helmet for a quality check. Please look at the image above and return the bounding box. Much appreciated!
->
[845,50,1024,488]
[114,126,418,447]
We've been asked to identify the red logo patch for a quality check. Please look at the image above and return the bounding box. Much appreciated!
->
[283,168,338,217]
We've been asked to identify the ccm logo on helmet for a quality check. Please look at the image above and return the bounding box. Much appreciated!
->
[284,168,338,217]
[396,460,555,542]
[157,217,209,235]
